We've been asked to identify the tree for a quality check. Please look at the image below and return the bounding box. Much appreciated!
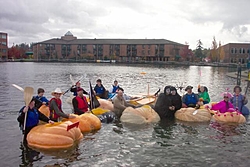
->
[195,39,204,61]
[180,42,194,61]
[218,41,225,62]
[211,37,218,62]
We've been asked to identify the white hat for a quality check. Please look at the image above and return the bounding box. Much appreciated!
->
[51,88,64,96]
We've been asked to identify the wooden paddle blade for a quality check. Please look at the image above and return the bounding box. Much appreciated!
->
[67,121,79,131]
[12,84,24,92]
[24,87,34,106]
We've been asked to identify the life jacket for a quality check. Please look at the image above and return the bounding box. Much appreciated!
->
[112,85,119,93]
[75,96,88,113]
[95,84,105,94]
[49,98,63,120]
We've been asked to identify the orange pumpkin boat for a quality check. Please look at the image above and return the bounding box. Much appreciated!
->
[120,105,160,124]
[212,111,246,124]
[175,107,212,122]
[27,121,83,150]
[64,113,101,133]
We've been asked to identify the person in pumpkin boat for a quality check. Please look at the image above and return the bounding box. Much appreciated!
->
[182,85,199,108]
[198,85,210,104]
[108,80,120,99]
[34,88,49,108]
[169,86,182,115]
[113,87,136,119]
[94,79,108,99]
[70,81,88,96]
[154,85,173,119]
[207,92,235,113]
[17,97,54,142]
[230,85,249,115]
[49,88,76,122]
[72,88,89,115]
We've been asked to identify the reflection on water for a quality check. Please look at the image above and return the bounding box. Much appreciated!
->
[1,62,250,166]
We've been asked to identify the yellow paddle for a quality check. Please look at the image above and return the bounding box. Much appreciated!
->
[23,87,34,131]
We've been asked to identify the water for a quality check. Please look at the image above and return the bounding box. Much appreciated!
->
[0,62,250,167]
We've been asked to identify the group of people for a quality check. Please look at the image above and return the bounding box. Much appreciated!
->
[154,84,249,120]
[17,77,250,143]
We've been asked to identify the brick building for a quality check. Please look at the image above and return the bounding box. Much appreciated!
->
[33,31,188,62]
[0,32,8,60]
[221,43,250,64]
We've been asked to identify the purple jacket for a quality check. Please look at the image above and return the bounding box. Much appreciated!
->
[211,100,234,113]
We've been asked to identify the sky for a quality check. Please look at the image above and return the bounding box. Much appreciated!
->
[0,0,250,50]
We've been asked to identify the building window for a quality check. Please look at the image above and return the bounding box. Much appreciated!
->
[148,50,150,55]
[1,34,7,39]
[142,45,145,49]
[2,49,6,53]
[231,48,237,54]
[247,49,250,54]
[142,50,145,55]
[1,42,6,45]
[148,45,151,49]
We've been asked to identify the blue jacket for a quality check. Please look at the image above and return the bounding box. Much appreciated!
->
[17,106,49,129]
[182,93,198,107]
[35,95,49,104]
[94,84,105,94]
[111,85,119,93]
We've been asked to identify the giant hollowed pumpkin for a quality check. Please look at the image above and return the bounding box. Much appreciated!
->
[120,105,160,124]
[213,111,246,124]
[38,105,50,117]
[98,99,114,111]
[175,108,212,122]
[64,113,101,133]
[27,121,83,150]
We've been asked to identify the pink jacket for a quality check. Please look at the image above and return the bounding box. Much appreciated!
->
[211,100,234,113]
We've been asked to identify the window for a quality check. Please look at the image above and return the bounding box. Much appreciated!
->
[1,34,6,39]
[1,42,6,45]
[142,45,145,49]
[2,49,6,53]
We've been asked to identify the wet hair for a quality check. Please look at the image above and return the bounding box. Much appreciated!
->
[233,85,242,92]
[37,88,45,94]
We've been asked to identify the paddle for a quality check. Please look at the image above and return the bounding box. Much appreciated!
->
[23,87,34,131]
[12,84,24,92]
[63,75,84,95]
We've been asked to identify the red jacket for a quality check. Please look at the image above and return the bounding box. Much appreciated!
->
[73,96,89,115]
[49,98,63,120]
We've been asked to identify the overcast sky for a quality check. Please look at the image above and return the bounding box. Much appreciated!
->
[1,0,250,49]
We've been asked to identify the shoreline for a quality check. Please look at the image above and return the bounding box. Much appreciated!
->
[0,59,241,68]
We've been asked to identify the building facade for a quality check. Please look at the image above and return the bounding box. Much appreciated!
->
[0,32,8,60]
[33,31,188,62]
[222,43,250,64]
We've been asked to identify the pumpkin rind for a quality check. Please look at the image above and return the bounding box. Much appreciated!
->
[27,121,83,149]
[65,113,101,133]
[175,107,212,122]
[120,105,160,124]
[213,111,246,123]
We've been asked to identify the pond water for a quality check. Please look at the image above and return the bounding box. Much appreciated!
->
[0,62,250,167]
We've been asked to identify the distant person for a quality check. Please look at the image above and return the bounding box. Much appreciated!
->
[49,88,75,122]
[72,88,89,115]
[182,85,199,108]
[17,97,54,142]
[237,62,242,78]
[108,80,120,99]
[198,85,210,104]
[70,81,88,96]
[170,86,182,114]
[34,88,49,108]
[230,86,249,115]
[113,87,135,119]
[94,79,108,99]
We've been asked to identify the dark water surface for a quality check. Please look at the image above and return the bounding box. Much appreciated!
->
[0,62,250,167]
